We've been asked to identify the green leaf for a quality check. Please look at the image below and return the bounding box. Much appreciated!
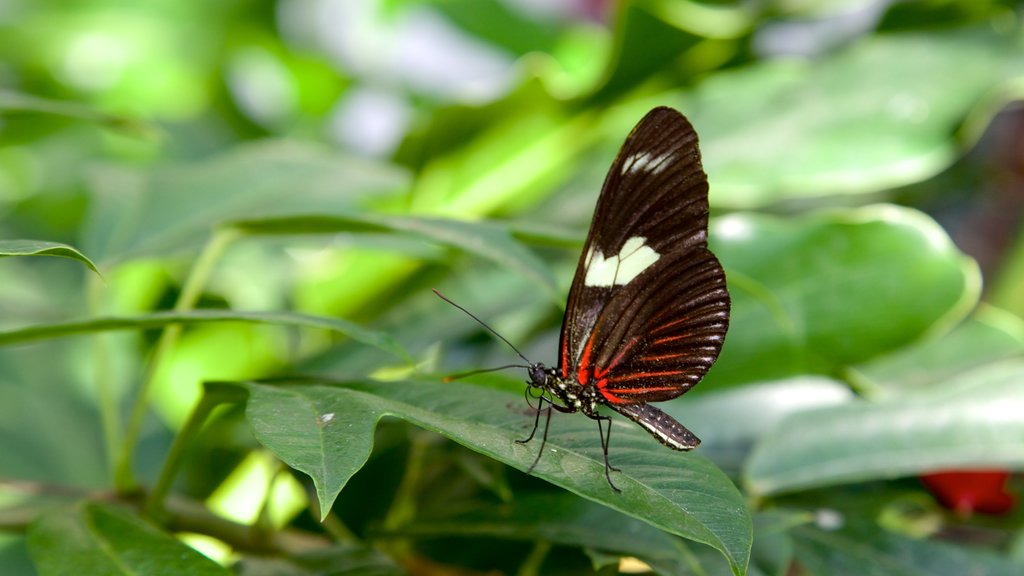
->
[689,28,1024,207]
[397,492,731,576]
[233,213,556,294]
[27,502,228,576]
[852,306,1024,396]
[0,89,154,137]
[791,524,1022,576]
[0,309,407,360]
[80,141,409,263]
[744,359,1024,496]
[243,381,752,575]
[665,377,853,474]
[708,205,978,386]
[0,240,100,276]
[233,544,404,576]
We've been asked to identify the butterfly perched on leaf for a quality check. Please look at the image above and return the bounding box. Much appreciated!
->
[439,106,730,491]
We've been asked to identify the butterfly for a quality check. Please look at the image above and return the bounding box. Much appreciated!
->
[439,106,729,491]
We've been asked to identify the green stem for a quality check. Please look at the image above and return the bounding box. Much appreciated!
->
[145,383,247,519]
[88,273,120,482]
[114,228,240,492]
[378,430,431,558]
[516,541,552,576]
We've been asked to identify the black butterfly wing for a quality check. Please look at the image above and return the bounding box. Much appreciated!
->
[557,107,729,413]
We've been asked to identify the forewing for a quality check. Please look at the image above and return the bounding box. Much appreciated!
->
[558,107,719,381]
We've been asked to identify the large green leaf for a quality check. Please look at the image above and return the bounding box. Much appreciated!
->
[0,239,100,275]
[706,205,978,386]
[688,28,1024,207]
[243,380,752,575]
[744,360,1024,496]
[664,377,853,474]
[791,524,1022,576]
[27,502,228,576]
[80,140,409,263]
[852,306,1024,397]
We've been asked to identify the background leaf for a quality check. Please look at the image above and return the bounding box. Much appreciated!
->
[708,205,979,386]
[27,502,229,576]
[745,360,1024,496]
[0,239,100,275]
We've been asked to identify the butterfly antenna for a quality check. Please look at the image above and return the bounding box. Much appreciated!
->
[432,289,533,365]
[442,364,530,383]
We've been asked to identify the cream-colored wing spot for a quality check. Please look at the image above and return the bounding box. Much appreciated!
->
[584,236,660,287]
[621,151,673,176]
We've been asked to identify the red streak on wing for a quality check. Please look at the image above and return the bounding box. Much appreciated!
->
[596,381,680,404]
[577,333,597,386]
[595,378,626,404]
[605,370,686,383]
[639,351,691,362]
[593,337,639,380]
[560,336,569,379]
[650,315,693,335]
[652,332,694,345]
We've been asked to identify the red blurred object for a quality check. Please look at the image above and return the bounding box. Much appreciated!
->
[920,470,1015,515]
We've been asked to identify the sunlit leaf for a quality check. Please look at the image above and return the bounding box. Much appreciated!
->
[707,205,978,386]
[27,502,228,576]
[745,360,1024,496]
[689,28,1024,207]
[233,213,556,294]
[853,306,1024,397]
[81,141,409,263]
[0,90,154,137]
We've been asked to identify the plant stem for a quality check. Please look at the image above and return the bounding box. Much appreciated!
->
[114,228,240,492]
[88,272,121,483]
[378,429,431,559]
[516,540,551,576]
[145,382,247,519]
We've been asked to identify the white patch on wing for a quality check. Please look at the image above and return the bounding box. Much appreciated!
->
[584,236,660,287]
[621,151,673,175]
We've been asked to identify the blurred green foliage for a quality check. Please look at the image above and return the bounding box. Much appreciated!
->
[2,0,1024,575]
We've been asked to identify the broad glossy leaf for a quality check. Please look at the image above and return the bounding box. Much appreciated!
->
[689,28,1024,207]
[27,502,228,576]
[0,309,407,360]
[243,381,752,576]
[81,141,409,263]
[0,240,100,275]
[745,360,1024,496]
[853,307,1024,396]
[664,377,853,474]
[792,524,1021,576]
[707,205,978,386]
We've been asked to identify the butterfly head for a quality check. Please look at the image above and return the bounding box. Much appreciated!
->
[527,363,552,389]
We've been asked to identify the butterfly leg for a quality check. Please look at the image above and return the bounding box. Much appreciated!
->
[524,400,553,474]
[596,415,622,492]
[516,387,545,444]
